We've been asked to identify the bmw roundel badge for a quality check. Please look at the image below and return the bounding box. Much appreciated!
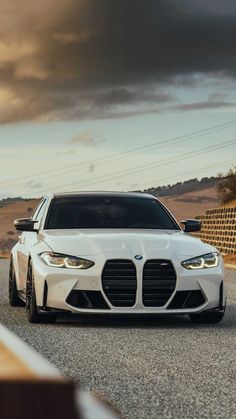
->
[135,255,143,260]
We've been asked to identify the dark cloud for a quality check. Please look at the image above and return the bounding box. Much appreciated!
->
[93,88,174,107]
[88,164,95,173]
[26,181,43,189]
[173,101,236,112]
[0,0,236,122]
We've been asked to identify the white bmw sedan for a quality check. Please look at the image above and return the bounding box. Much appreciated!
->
[9,192,226,324]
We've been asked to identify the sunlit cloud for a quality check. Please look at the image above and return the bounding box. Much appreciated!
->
[69,131,96,146]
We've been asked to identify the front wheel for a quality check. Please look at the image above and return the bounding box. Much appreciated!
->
[189,307,225,324]
[26,261,57,324]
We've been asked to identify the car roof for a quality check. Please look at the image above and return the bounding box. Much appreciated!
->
[45,191,156,200]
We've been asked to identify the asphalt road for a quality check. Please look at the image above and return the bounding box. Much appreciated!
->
[1,259,236,419]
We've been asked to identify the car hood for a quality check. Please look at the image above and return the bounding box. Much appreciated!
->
[40,229,215,260]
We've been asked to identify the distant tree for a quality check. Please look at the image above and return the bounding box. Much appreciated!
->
[217,167,236,204]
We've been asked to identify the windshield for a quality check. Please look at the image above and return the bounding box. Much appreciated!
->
[45,196,179,230]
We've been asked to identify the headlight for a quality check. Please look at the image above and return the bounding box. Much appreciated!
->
[40,252,95,269]
[181,252,219,270]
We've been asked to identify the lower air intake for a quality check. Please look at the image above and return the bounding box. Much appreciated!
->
[168,290,206,309]
[66,290,110,309]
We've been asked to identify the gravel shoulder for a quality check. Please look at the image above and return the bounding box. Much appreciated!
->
[0,259,236,419]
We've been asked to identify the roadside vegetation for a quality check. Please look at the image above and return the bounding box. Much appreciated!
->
[217,167,236,204]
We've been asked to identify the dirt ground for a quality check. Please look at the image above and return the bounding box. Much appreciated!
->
[0,199,38,256]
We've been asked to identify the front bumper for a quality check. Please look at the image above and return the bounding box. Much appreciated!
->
[32,255,226,315]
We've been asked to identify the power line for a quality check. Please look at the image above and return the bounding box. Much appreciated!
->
[0,119,236,188]
[43,138,236,192]
[33,121,236,184]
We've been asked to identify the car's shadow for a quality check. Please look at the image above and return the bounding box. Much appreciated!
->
[2,299,235,329]
[54,303,236,329]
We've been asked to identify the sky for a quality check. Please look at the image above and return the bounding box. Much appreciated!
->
[0,0,236,198]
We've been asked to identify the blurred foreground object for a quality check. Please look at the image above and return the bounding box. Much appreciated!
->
[0,325,119,419]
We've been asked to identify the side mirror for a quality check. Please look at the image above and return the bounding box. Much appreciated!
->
[181,219,201,233]
[14,218,38,232]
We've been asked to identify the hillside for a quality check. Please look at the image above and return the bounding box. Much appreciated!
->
[0,199,38,256]
[159,186,219,221]
[142,176,221,197]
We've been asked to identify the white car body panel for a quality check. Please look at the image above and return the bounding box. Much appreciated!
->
[11,192,226,317]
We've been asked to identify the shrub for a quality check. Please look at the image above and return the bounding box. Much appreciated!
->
[217,167,236,204]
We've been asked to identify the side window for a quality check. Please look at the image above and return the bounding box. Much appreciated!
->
[33,199,47,223]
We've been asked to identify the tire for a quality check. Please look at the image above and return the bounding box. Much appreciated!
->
[9,257,25,307]
[189,307,225,324]
[26,261,57,324]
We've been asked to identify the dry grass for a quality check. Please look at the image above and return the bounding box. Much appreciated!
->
[0,199,38,255]
[224,255,236,265]
[0,199,38,240]
[160,186,219,221]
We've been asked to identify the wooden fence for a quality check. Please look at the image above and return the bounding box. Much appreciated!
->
[194,206,236,255]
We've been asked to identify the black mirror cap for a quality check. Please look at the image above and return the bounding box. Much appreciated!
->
[14,218,38,232]
[181,219,202,233]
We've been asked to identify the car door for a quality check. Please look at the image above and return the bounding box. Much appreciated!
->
[17,199,47,292]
